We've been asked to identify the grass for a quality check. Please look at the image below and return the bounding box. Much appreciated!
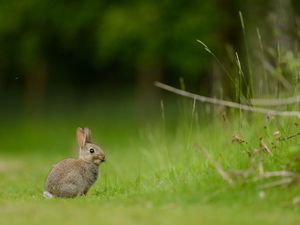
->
[1,94,300,225]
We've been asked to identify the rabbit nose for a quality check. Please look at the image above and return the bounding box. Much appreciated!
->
[99,154,106,162]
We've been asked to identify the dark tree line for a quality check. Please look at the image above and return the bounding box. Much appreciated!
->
[0,0,299,101]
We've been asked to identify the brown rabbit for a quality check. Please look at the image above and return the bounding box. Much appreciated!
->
[44,127,106,198]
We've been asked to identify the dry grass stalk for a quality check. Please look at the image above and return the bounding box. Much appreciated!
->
[251,95,300,106]
[154,82,300,117]
[259,138,272,155]
[232,134,247,144]
[254,171,298,180]
[258,160,264,175]
[195,145,235,187]
[258,177,294,189]
[281,132,300,141]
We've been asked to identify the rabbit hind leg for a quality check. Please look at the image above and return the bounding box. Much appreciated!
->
[59,183,81,198]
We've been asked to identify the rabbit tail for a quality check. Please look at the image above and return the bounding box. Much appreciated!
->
[43,191,54,199]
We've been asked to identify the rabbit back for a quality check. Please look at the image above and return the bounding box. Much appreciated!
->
[45,159,99,198]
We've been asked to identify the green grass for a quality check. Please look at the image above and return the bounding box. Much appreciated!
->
[1,96,300,225]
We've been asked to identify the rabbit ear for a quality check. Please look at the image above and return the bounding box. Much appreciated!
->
[83,128,92,143]
[76,127,87,147]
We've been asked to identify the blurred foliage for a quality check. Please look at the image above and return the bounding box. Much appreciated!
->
[1,0,300,97]
[0,0,243,88]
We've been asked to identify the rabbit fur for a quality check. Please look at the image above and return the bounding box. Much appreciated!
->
[44,127,105,198]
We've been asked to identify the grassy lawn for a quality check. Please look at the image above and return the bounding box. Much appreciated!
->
[1,95,300,224]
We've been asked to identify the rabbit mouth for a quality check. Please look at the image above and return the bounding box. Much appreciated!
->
[94,156,106,164]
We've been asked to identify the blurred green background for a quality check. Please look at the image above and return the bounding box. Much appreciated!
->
[0,0,300,153]
[0,0,269,97]
[0,0,300,152]
[2,1,300,224]
[1,0,300,107]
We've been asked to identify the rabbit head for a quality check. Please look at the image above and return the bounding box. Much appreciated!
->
[76,127,106,165]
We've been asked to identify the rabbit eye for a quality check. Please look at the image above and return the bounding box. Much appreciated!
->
[89,148,95,153]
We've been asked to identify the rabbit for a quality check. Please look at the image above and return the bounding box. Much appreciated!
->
[43,127,106,198]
